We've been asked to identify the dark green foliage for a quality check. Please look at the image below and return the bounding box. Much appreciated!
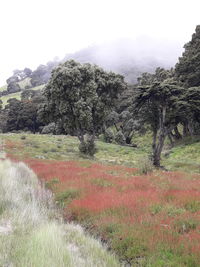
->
[7,82,20,94]
[135,68,184,167]
[21,89,39,100]
[3,92,45,133]
[105,110,139,145]
[175,25,200,87]
[5,68,33,94]
[115,131,126,145]
[43,60,127,156]
[103,129,114,143]
[79,135,97,156]
[41,123,56,135]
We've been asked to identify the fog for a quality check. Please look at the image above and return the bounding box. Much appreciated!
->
[0,0,200,85]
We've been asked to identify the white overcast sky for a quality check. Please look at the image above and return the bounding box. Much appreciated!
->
[0,0,200,85]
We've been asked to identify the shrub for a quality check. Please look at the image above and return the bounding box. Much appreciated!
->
[104,129,114,143]
[112,235,147,264]
[56,188,80,206]
[185,200,200,213]
[45,178,60,190]
[174,218,199,234]
[115,131,126,145]
[41,123,56,134]
[79,135,97,156]
[138,156,153,175]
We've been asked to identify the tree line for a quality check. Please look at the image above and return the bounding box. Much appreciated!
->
[1,25,200,167]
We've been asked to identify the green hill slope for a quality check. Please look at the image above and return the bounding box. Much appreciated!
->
[0,84,45,107]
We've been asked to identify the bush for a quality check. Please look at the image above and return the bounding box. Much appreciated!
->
[104,129,114,143]
[79,135,97,156]
[115,131,126,145]
[41,123,56,134]
[138,156,153,175]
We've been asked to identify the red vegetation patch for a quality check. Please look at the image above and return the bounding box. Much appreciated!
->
[6,152,200,264]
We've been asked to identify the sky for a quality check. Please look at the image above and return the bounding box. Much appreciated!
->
[0,0,200,85]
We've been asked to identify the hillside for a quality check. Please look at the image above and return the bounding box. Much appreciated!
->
[0,84,45,107]
[1,36,182,90]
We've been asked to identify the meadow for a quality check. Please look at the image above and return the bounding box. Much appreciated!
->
[1,133,200,266]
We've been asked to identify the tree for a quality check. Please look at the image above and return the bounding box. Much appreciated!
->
[30,61,58,87]
[43,60,127,156]
[105,110,140,145]
[175,25,200,87]
[177,86,200,136]
[3,91,45,133]
[4,99,22,131]
[135,69,184,167]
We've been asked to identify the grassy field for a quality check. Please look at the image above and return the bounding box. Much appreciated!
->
[0,84,45,107]
[1,133,200,266]
[0,159,120,267]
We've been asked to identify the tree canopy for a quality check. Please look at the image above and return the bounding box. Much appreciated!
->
[135,68,184,167]
[175,25,200,87]
[43,60,127,155]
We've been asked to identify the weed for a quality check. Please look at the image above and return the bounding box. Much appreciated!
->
[185,200,200,213]
[150,204,163,215]
[112,235,148,264]
[56,188,80,205]
[45,178,60,190]
[137,156,153,175]
[174,218,199,234]
[165,205,185,217]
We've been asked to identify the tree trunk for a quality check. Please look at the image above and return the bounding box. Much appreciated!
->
[188,121,194,136]
[114,123,119,132]
[152,105,167,168]
[153,130,166,167]
[167,132,174,147]
[183,121,190,137]
[173,126,182,140]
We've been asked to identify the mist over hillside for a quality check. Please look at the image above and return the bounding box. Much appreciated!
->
[64,37,183,83]
[1,36,184,87]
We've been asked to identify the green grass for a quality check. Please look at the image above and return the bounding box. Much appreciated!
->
[2,133,151,167]
[163,136,200,172]
[3,132,200,173]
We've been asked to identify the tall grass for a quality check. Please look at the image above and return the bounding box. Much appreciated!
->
[0,159,120,267]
